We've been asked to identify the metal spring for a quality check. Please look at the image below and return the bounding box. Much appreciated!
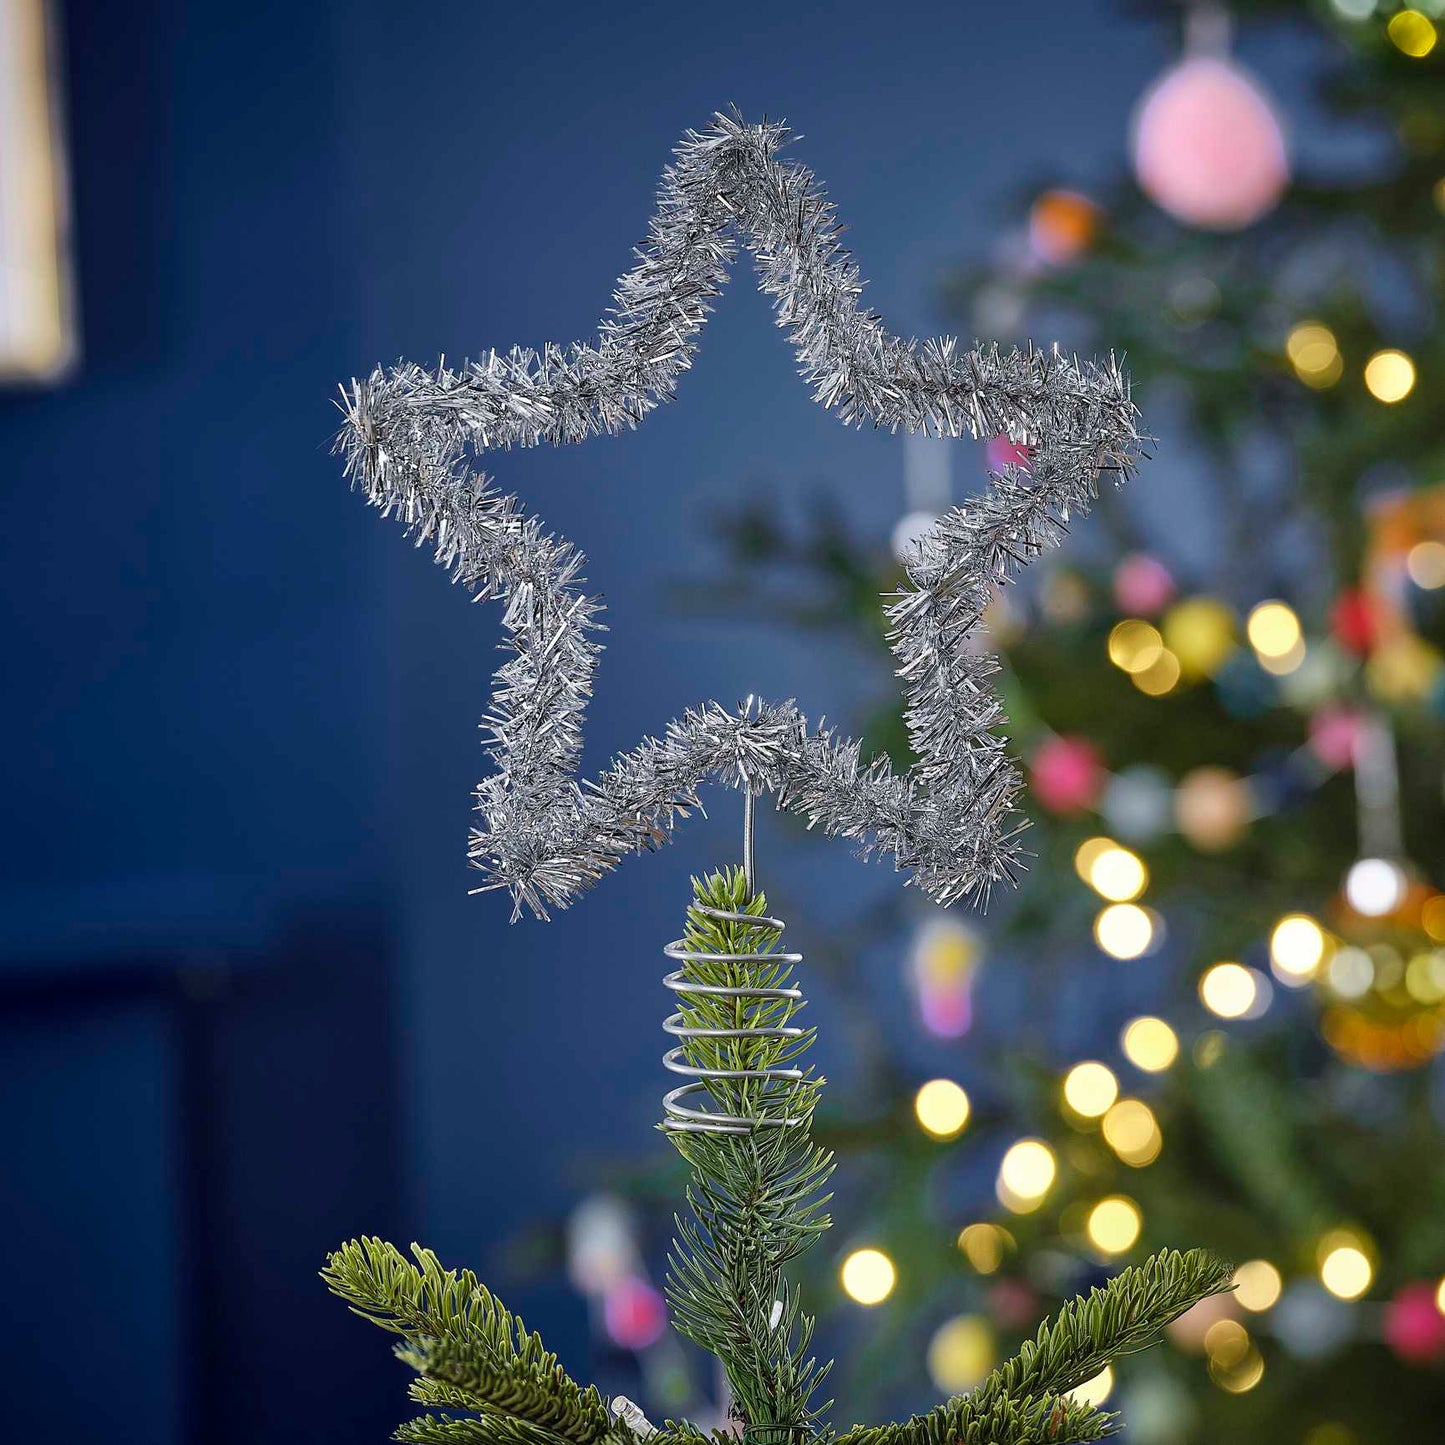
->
[660,903,806,1134]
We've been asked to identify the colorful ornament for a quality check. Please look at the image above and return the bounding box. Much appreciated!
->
[1329,588,1378,656]
[1131,55,1289,232]
[910,915,982,1038]
[1113,553,1176,616]
[1383,1282,1445,1364]
[1028,189,1100,266]
[1175,766,1251,852]
[1162,596,1236,679]
[603,1275,669,1351]
[1101,766,1174,844]
[1030,735,1106,815]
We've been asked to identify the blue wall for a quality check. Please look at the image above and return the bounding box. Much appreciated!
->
[0,2,1169,1439]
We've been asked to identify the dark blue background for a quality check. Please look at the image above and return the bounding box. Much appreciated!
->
[0,2,1179,1439]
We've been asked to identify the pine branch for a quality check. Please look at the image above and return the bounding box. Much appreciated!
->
[835,1249,1231,1445]
[663,869,834,1445]
[322,1239,612,1445]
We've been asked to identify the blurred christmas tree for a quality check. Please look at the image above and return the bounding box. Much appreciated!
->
[557,4,1445,1443]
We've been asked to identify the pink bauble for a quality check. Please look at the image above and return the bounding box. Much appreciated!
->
[1383,1282,1445,1364]
[986,433,1032,475]
[1114,553,1177,616]
[603,1276,668,1351]
[1029,735,1105,815]
[1131,56,1289,231]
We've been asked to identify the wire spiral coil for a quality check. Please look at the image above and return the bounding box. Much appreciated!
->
[661,903,807,1136]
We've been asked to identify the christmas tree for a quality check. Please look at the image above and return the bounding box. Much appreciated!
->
[569,9,1445,1445]
[321,112,1230,1445]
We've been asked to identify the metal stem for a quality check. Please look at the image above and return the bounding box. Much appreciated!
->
[743,789,757,898]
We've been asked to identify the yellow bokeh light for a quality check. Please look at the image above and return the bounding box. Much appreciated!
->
[1102,1098,1162,1166]
[1067,1365,1113,1408]
[1435,1275,1445,1316]
[1200,961,1259,1019]
[1270,914,1327,986]
[1132,646,1183,696]
[1163,596,1236,679]
[1285,321,1343,389]
[927,1315,995,1393]
[1388,9,1438,57]
[1364,348,1416,404]
[1121,1015,1179,1072]
[1407,540,1445,590]
[1094,903,1156,960]
[1063,1061,1120,1118]
[1108,619,1165,674]
[1074,836,1115,883]
[1233,1259,1283,1312]
[1246,600,1302,659]
[1204,1318,1251,1366]
[1211,1346,1265,1394]
[1086,844,1148,902]
[915,1079,971,1140]
[1086,1196,1143,1255]
[1405,950,1445,1004]
[957,1222,1011,1274]
[840,1247,896,1305]
[997,1138,1057,1211]
[1318,1233,1373,1301]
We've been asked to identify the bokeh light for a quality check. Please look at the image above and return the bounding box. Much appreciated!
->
[1102,1098,1162,1166]
[1084,844,1149,902]
[1199,961,1261,1019]
[1121,1015,1179,1072]
[1094,903,1157,959]
[1363,348,1416,403]
[1131,647,1183,696]
[1067,1365,1113,1408]
[1270,913,1327,985]
[1318,1232,1373,1301]
[997,1139,1057,1211]
[1246,599,1305,675]
[1407,540,1445,590]
[1233,1259,1283,1312]
[1345,857,1407,916]
[927,1315,995,1392]
[1086,1196,1143,1255]
[914,1079,971,1140]
[1063,1061,1120,1118]
[1435,1275,1445,1317]
[1108,619,1165,674]
[1388,9,1438,57]
[1286,321,1343,388]
[840,1247,896,1305]
[957,1222,1011,1275]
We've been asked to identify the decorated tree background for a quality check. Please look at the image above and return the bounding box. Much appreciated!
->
[552,6,1445,1443]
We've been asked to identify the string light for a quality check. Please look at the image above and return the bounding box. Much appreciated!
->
[1327,946,1375,999]
[927,1315,995,1392]
[1074,836,1114,882]
[997,1138,1057,1211]
[1318,1232,1373,1301]
[1086,1196,1143,1255]
[1131,647,1183,696]
[1063,1061,1120,1118]
[1435,1275,1445,1317]
[957,1222,1011,1274]
[1121,1016,1179,1072]
[1285,321,1343,388]
[1247,599,1306,675]
[1199,961,1265,1019]
[1388,9,1438,56]
[1102,1098,1162,1166]
[1108,619,1165,673]
[1094,903,1157,959]
[1407,540,1445,590]
[1233,1259,1283,1312]
[914,1079,971,1140]
[840,1248,896,1305]
[1082,843,1149,902]
[1067,1365,1113,1408]
[1363,348,1417,403]
[1345,857,1407,916]
[1270,913,1327,985]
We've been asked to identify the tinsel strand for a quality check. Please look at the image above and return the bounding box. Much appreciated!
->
[335,111,1144,919]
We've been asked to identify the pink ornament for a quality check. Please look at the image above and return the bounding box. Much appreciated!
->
[603,1276,668,1351]
[1309,706,1363,772]
[1383,1282,1445,1365]
[1113,553,1177,616]
[1131,56,1289,231]
[986,434,1032,475]
[1029,735,1105,816]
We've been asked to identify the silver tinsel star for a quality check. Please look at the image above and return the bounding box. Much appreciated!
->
[335,111,1144,920]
